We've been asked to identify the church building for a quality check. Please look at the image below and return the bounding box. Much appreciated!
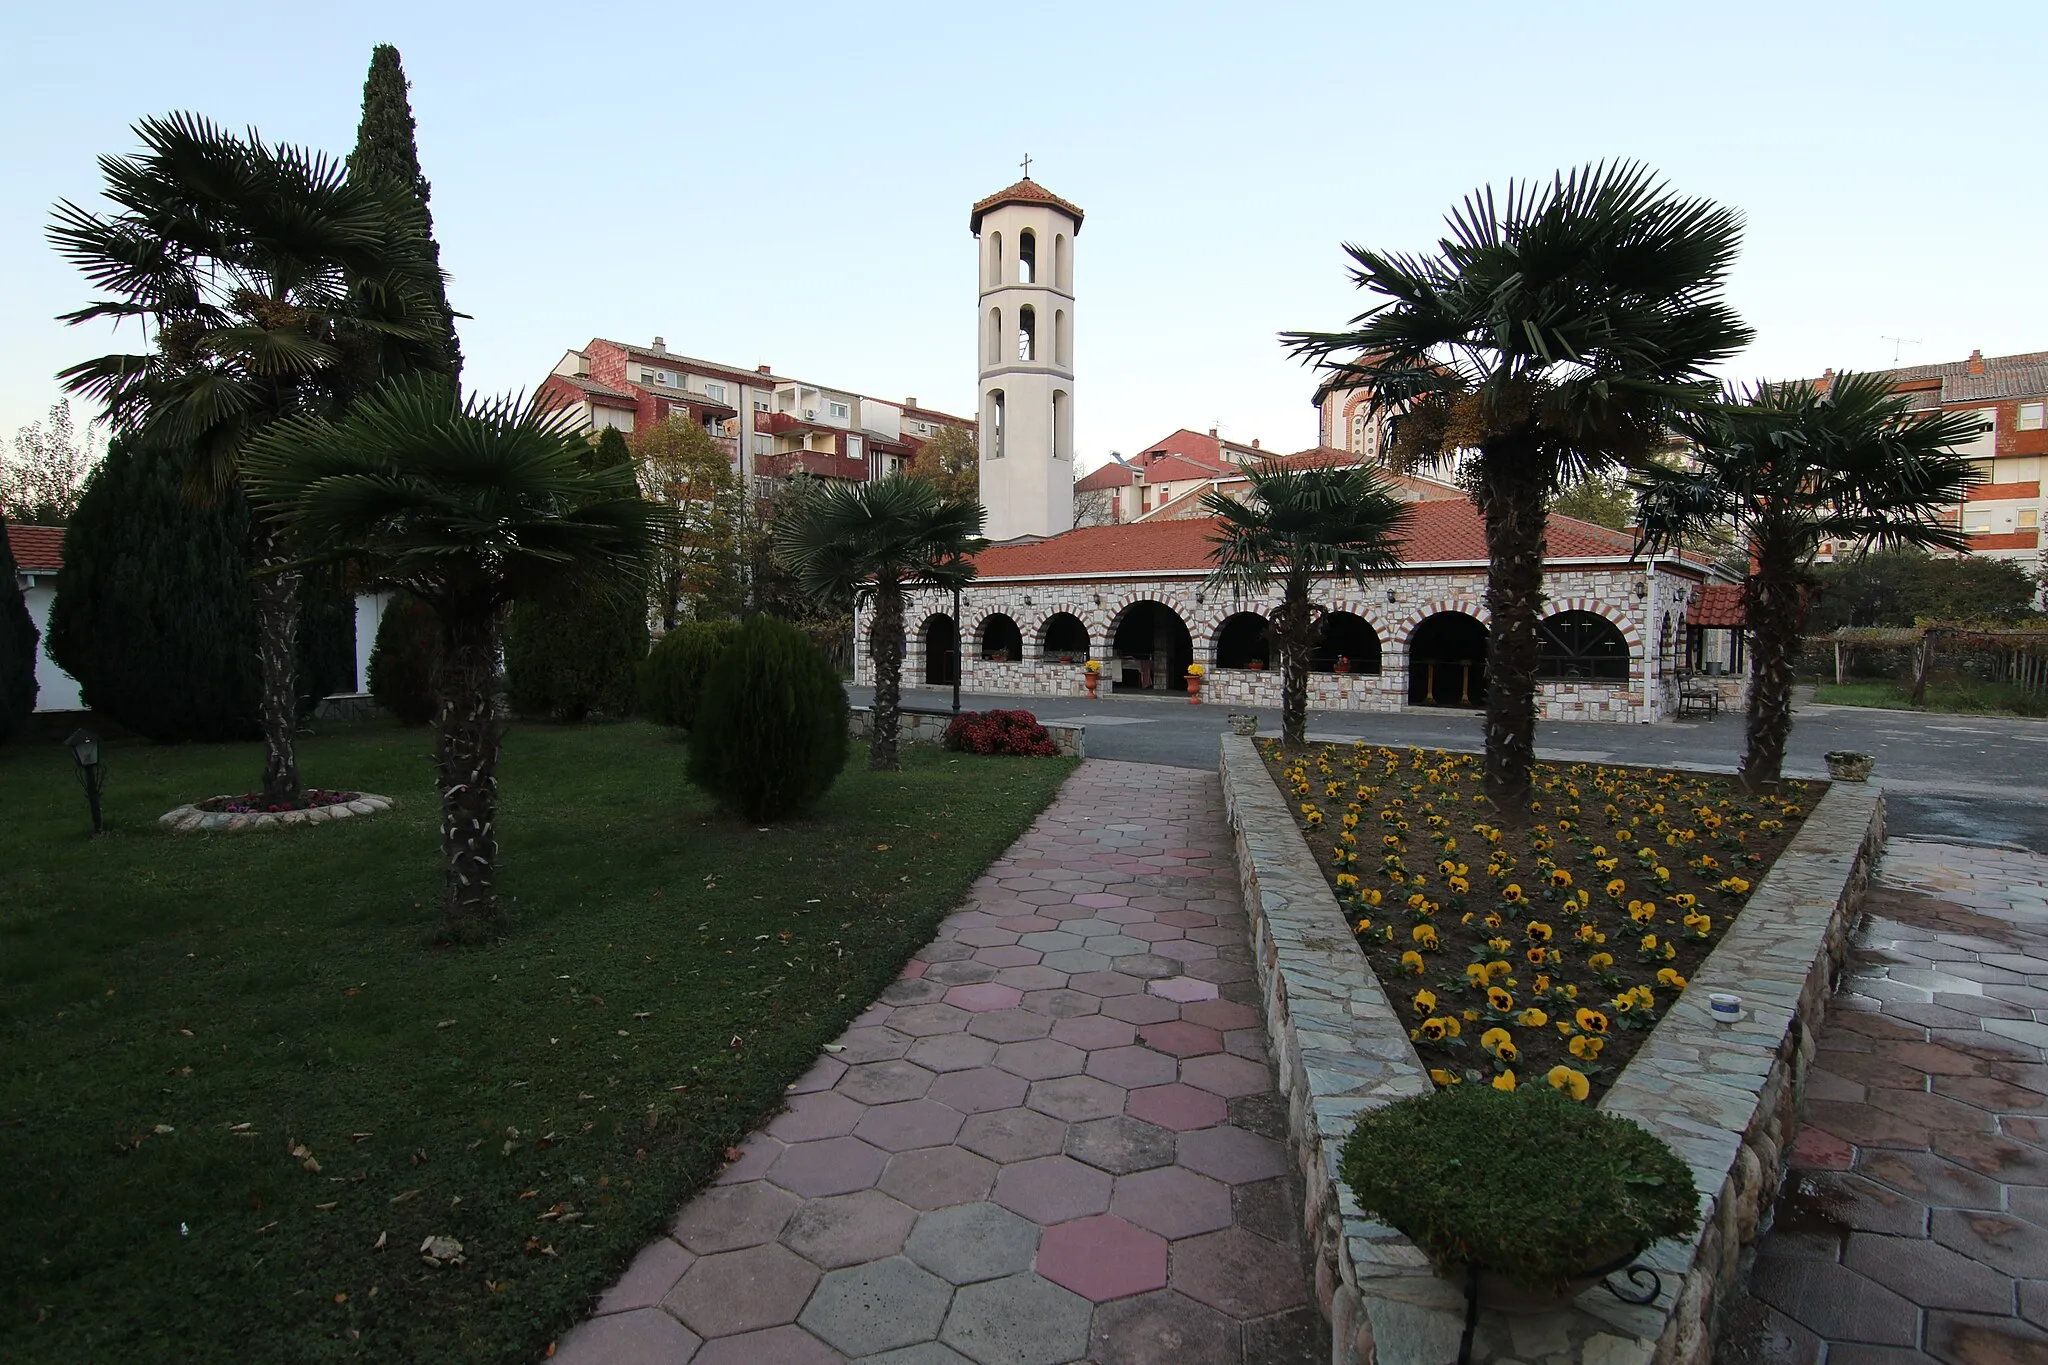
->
[857,174,1741,724]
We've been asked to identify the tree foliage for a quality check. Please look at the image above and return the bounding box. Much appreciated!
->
[368,593,440,725]
[773,474,985,770]
[3,400,102,525]
[1636,372,1984,784]
[631,419,749,627]
[909,424,979,502]
[1288,162,1751,810]
[0,510,38,738]
[686,614,849,821]
[640,620,738,730]
[1549,471,1634,530]
[1809,548,2039,632]
[1203,463,1412,747]
[349,43,463,380]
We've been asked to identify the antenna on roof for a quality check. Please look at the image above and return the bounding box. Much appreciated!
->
[1880,335,1922,364]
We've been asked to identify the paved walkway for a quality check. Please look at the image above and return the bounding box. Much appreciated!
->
[1722,839,2048,1365]
[553,760,1318,1365]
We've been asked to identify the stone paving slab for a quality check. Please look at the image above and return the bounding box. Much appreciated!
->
[1721,838,2048,1365]
[552,760,1317,1364]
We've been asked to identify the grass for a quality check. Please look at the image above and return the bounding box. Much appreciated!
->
[1814,678,2048,718]
[1265,742,1813,1103]
[0,720,1074,1363]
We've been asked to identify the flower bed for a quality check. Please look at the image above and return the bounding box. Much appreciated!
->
[942,708,1060,756]
[160,792,394,833]
[1262,741,1815,1103]
[195,787,362,815]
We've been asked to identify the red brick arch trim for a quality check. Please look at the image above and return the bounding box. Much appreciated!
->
[1541,597,1645,658]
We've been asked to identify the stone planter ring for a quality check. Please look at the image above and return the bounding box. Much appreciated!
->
[1823,751,1876,782]
[159,792,395,833]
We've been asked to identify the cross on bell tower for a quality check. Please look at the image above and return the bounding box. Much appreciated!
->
[970,173,1084,540]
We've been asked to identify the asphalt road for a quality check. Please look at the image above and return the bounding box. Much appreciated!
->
[849,683,2048,854]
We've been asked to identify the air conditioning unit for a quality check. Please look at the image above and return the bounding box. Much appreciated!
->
[804,409,817,421]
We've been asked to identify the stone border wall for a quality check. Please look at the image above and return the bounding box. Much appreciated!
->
[159,793,396,833]
[1217,734,1884,1365]
[847,706,1085,759]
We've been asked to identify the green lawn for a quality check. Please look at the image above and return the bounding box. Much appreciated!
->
[0,721,1074,1363]
[1814,678,2048,718]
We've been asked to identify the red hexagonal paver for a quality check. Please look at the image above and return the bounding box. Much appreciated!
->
[1051,1015,1139,1050]
[1179,1053,1272,1099]
[1110,1165,1234,1239]
[930,1065,1031,1115]
[992,1155,1115,1223]
[853,1098,967,1152]
[994,1037,1087,1080]
[1034,1213,1169,1302]
[1126,1083,1228,1132]
[1085,1045,1179,1089]
[1138,1020,1224,1058]
[1169,1226,1311,1318]
[663,1242,820,1338]
[767,1090,867,1142]
[878,1144,999,1210]
[672,1180,802,1254]
[1147,976,1220,1003]
[767,1137,890,1198]
[945,982,1027,1012]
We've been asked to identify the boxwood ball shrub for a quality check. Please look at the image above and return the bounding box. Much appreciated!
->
[943,709,1059,757]
[368,593,441,726]
[1338,1082,1699,1292]
[687,614,848,820]
[641,620,738,730]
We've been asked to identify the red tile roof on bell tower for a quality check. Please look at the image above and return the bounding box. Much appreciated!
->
[970,179,1085,235]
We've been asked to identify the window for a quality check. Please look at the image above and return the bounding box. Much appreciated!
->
[1054,309,1070,367]
[752,435,770,456]
[1535,611,1629,682]
[705,383,726,403]
[829,400,850,420]
[2022,510,2040,529]
[754,399,769,412]
[639,369,656,384]
[1018,229,1036,285]
[1018,305,1036,362]
[987,230,1003,287]
[987,391,1004,460]
[987,308,1002,367]
[2022,403,2046,432]
[1054,233,1069,291]
[1052,389,1069,461]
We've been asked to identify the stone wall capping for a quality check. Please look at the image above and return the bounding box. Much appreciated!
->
[1218,732,1883,1365]
[158,792,397,834]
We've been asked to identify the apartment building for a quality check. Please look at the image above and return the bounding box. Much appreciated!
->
[537,337,975,494]
[1074,428,1463,525]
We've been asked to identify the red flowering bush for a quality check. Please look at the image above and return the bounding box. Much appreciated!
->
[943,709,1059,757]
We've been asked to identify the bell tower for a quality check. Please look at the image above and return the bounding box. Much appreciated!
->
[971,169,1082,540]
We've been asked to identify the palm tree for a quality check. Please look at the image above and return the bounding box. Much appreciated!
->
[49,113,441,806]
[1635,372,1981,787]
[774,475,985,771]
[1285,162,1751,812]
[242,379,668,935]
[1203,463,1412,749]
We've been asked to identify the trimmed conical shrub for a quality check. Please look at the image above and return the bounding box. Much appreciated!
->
[687,615,848,820]
[46,437,347,741]
[367,592,440,726]
[0,511,38,739]
[640,620,737,730]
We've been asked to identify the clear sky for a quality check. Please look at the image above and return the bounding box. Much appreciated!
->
[3,0,2043,469]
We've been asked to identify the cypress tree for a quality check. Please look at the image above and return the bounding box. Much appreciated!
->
[349,44,463,379]
[47,438,344,743]
[0,511,38,739]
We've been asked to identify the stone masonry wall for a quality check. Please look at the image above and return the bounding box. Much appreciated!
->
[1216,733,1884,1365]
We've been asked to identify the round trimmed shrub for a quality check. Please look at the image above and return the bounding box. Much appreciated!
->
[504,580,647,722]
[942,709,1058,756]
[641,620,738,730]
[687,615,848,821]
[368,593,440,726]
[1337,1080,1699,1293]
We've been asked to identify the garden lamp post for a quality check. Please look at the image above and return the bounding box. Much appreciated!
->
[951,584,963,715]
[65,728,106,836]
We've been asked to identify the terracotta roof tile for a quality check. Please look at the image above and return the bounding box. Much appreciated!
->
[7,524,64,573]
[1691,584,1745,628]
[970,178,1085,235]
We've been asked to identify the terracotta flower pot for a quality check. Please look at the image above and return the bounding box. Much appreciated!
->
[1187,675,1203,704]
[1084,672,1099,698]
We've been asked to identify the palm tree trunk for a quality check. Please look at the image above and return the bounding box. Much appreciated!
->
[1277,586,1312,750]
[869,583,904,771]
[251,520,304,808]
[1472,452,1549,815]
[434,608,504,936]
[1741,537,1805,789]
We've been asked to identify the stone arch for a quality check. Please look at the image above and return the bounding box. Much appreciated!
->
[1313,611,1382,673]
[1533,594,1644,657]
[1213,611,1272,670]
[1040,611,1089,661]
[1407,610,1488,707]
[1536,609,1631,682]
[1107,598,1195,692]
[919,611,958,686]
[977,612,1023,661]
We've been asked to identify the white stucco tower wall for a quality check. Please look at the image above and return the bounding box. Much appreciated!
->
[971,178,1082,541]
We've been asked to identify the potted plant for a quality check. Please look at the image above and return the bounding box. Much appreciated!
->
[1339,1083,1699,1313]
[1248,658,1265,671]
[989,649,1010,662]
[1334,654,1352,674]
[1185,663,1206,703]
[1824,751,1875,782]
[1059,654,1074,665]
[1083,659,1101,698]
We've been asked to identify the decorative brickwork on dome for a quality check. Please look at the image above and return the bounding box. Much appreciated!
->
[969,179,1085,235]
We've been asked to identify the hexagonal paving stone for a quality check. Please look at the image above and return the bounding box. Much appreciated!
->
[1035,1214,1168,1302]
[955,926,1022,949]
[1168,1226,1311,1319]
[1087,1289,1241,1365]
[1147,976,1219,1003]
[940,1271,1095,1365]
[975,945,1043,970]
[880,1145,1001,1211]
[1064,1116,1177,1176]
[1747,1254,1920,1344]
[859,1344,977,1365]
[1841,1231,2017,1313]
[992,1155,1114,1224]
[1179,1053,1273,1100]
[926,961,1001,988]
[840,1060,939,1105]
[594,1236,695,1315]
[800,1256,956,1358]
[1066,970,1144,998]
[1125,1083,1228,1132]
[994,1038,1087,1081]
[967,1008,1057,1043]
[672,1180,803,1254]
[1018,988,1102,1019]
[1075,892,1129,908]
[1110,1165,1234,1239]
[664,1242,821,1338]
[1082,935,1148,959]
[1041,949,1114,974]
[838,1025,916,1063]
[1051,1014,1138,1050]
[890,1004,975,1037]
[1019,930,1089,954]
[691,1324,842,1365]
[1179,1000,1260,1034]
[1137,1020,1224,1058]
[1084,1045,1179,1089]
[551,1306,702,1364]
[780,1188,919,1270]
[930,1066,1031,1115]
[908,1032,1000,1073]
[959,1106,1070,1163]
[884,978,952,1007]
[1176,1127,1289,1186]
[768,1089,868,1141]
[905,1201,1042,1285]
[788,1055,850,1095]
[1025,1075,1129,1123]
[856,1098,969,1153]
[1100,993,1182,1025]
[769,1136,892,1198]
